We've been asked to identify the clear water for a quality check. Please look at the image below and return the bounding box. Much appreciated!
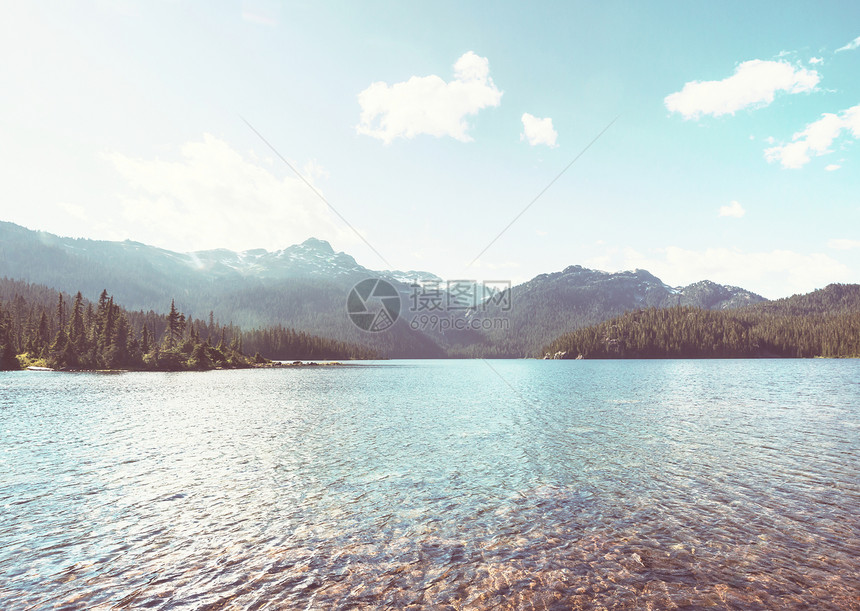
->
[1,360,858,609]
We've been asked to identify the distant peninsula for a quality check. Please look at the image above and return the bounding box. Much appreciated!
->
[543,284,860,359]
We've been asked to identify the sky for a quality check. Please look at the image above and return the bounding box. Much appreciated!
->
[1,1,859,299]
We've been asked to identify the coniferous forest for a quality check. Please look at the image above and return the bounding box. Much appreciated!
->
[4,277,860,368]
[543,284,860,359]
[0,279,376,371]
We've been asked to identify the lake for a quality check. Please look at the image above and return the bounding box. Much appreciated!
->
[1,359,858,609]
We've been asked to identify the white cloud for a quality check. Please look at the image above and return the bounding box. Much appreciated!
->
[836,35,860,53]
[520,113,558,147]
[356,51,502,144]
[718,200,746,218]
[828,238,860,250]
[845,104,860,136]
[764,103,860,168]
[585,246,852,299]
[809,56,824,65]
[825,164,842,171]
[664,60,819,119]
[106,134,353,252]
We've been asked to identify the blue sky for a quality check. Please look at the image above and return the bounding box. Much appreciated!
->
[1,1,859,298]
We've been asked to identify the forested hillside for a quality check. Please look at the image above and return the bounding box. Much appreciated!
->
[0,279,376,370]
[543,284,860,359]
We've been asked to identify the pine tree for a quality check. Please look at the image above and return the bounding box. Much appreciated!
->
[99,297,116,352]
[37,311,50,357]
[0,303,20,370]
[165,299,181,350]
[55,293,66,335]
[140,324,151,355]
[69,292,86,350]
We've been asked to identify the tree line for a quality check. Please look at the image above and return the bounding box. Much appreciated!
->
[543,284,860,359]
[0,279,375,371]
[0,288,257,371]
[242,325,377,360]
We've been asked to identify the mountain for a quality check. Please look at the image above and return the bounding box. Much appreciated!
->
[0,221,448,357]
[752,282,860,316]
[0,221,439,307]
[0,221,766,357]
[451,265,765,356]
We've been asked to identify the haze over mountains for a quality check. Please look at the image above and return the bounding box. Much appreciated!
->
[1,221,767,357]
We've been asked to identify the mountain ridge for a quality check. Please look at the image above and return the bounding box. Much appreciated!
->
[1,220,769,357]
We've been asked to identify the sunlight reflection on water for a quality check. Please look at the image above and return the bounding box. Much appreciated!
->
[0,360,858,609]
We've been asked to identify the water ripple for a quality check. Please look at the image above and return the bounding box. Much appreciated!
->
[1,360,858,609]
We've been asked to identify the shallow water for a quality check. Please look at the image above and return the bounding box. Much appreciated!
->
[1,359,858,609]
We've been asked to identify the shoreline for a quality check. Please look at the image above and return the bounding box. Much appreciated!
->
[22,360,346,373]
[15,355,858,375]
